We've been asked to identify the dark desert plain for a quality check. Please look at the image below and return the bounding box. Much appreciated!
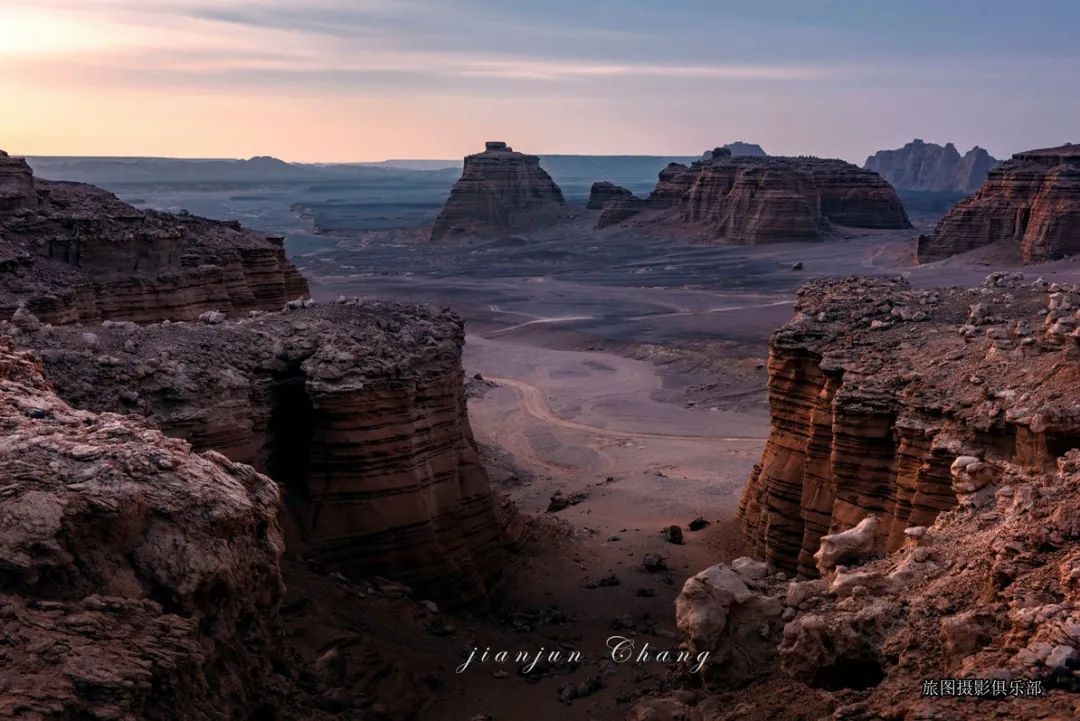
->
[23,152,1080,720]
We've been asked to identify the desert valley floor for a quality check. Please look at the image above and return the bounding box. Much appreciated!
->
[286,214,1080,718]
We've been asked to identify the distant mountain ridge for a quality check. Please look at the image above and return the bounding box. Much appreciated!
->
[864,139,1000,194]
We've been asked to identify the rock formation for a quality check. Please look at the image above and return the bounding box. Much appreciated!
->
[7,298,503,603]
[710,142,768,158]
[638,273,1080,720]
[586,181,636,209]
[917,144,1080,263]
[430,141,565,240]
[0,150,308,324]
[0,336,289,718]
[739,274,1080,577]
[864,138,1001,193]
[593,147,910,240]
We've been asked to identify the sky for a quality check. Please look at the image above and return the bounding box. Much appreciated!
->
[3,0,1079,163]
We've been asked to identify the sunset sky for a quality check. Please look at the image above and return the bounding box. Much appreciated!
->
[4,0,1079,162]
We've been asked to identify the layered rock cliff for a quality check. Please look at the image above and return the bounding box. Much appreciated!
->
[864,138,1001,193]
[0,150,308,324]
[430,141,565,240]
[8,299,503,603]
[0,337,288,718]
[596,147,910,240]
[739,274,1080,577]
[917,144,1080,263]
[635,274,1080,720]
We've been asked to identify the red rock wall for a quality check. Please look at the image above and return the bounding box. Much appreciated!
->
[605,153,910,240]
[0,152,310,324]
[739,275,1080,576]
[917,144,1080,263]
[18,302,504,604]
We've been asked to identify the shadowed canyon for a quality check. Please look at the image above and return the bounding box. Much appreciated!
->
[3,129,1080,721]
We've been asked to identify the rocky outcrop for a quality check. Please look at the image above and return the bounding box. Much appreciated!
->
[0,150,308,325]
[739,274,1080,577]
[8,299,503,603]
[864,138,1001,193]
[718,142,768,158]
[430,141,565,240]
[639,274,1080,720]
[675,559,784,689]
[586,181,636,209]
[597,147,910,240]
[0,337,288,719]
[917,144,1080,263]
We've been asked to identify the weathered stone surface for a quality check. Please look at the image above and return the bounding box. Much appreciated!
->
[739,274,1080,577]
[0,337,287,719]
[10,299,504,603]
[431,141,565,240]
[917,143,1080,263]
[603,148,909,241]
[675,561,784,688]
[0,150,309,325]
[864,138,1000,193]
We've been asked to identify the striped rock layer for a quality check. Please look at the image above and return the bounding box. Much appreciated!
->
[13,300,503,603]
[591,147,910,240]
[917,144,1080,264]
[0,150,309,324]
[431,141,565,240]
[739,274,1080,577]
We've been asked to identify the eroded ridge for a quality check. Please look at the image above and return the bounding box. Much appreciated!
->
[0,150,308,324]
[6,298,504,603]
[739,274,1080,577]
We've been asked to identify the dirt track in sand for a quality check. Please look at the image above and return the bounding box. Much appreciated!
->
[486,375,766,443]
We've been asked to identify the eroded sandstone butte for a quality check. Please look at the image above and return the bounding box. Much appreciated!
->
[594,147,910,241]
[0,149,308,324]
[430,141,565,240]
[8,298,503,603]
[864,138,1000,193]
[738,274,1080,578]
[917,144,1080,264]
[0,337,288,718]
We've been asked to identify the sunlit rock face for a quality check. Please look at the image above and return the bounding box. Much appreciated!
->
[739,274,1080,577]
[917,144,1080,263]
[431,141,565,240]
[596,147,910,240]
[11,300,504,604]
[864,138,1001,193]
[0,149,308,324]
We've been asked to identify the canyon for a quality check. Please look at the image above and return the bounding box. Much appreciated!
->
[918,144,1080,264]
[588,147,911,242]
[6,137,1080,721]
[430,141,566,240]
[864,139,1001,194]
